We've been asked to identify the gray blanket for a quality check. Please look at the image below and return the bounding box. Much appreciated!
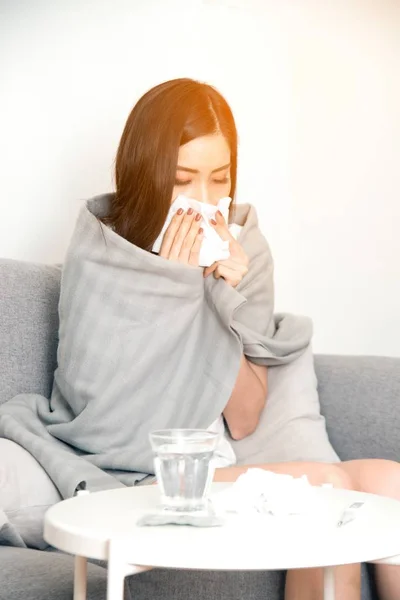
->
[0,194,312,505]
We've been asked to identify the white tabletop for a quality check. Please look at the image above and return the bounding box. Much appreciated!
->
[44,483,400,571]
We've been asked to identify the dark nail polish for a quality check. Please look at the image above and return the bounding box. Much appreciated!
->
[210,218,217,226]
[198,228,203,235]
[217,210,222,217]
[187,208,193,215]
[195,213,201,221]
[177,208,184,215]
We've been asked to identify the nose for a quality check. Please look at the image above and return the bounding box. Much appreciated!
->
[198,182,217,206]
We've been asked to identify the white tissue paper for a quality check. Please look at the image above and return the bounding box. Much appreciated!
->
[152,195,232,267]
[211,468,320,517]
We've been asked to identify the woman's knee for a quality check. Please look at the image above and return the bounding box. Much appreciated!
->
[340,458,400,498]
[322,464,354,490]
[358,459,400,498]
[375,460,400,497]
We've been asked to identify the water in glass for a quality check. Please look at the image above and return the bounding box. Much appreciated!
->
[150,430,218,512]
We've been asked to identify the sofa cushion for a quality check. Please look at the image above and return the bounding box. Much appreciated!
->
[315,354,400,461]
[0,259,60,406]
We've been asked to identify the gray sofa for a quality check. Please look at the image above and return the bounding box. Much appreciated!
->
[1,257,400,600]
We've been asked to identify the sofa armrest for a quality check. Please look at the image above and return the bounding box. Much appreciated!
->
[315,355,400,461]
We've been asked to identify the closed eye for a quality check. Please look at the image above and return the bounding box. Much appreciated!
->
[175,178,230,186]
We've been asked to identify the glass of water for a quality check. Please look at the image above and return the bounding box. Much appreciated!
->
[150,429,219,512]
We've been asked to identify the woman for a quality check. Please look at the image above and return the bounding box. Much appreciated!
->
[1,78,399,599]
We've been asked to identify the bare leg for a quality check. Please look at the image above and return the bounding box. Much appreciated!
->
[214,461,361,600]
[341,459,400,600]
[284,565,359,600]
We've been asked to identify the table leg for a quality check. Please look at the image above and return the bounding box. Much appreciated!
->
[107,537,154,600]
[107,560,128,600]
[74,555,88,600]
[323,566,335,600]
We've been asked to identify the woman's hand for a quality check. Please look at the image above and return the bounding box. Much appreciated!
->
[203,210,249,287]
[159,208,203,266]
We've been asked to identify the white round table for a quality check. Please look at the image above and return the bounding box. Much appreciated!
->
[44,483,400,600]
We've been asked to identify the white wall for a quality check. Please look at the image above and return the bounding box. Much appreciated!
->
[1,0,399,356]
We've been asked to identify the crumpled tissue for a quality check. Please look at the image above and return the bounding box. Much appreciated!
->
[211,468,321,517]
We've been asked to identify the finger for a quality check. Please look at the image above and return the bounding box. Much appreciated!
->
[210,210,234,242]
[213,264,241,287]
[159,208,185,258]
[203,261,218,278]
[216,258,248,276]
[178,215,202,264]
[211,217,249,267]
[188,228,204,266]
[204,259,247,278]
[168,209,197,261]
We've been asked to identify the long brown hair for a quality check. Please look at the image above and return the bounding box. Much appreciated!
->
[103,78,238,251]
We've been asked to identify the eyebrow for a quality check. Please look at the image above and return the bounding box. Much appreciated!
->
[176,163,230,174]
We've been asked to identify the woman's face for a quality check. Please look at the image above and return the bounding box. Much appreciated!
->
[172,133,231,206]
